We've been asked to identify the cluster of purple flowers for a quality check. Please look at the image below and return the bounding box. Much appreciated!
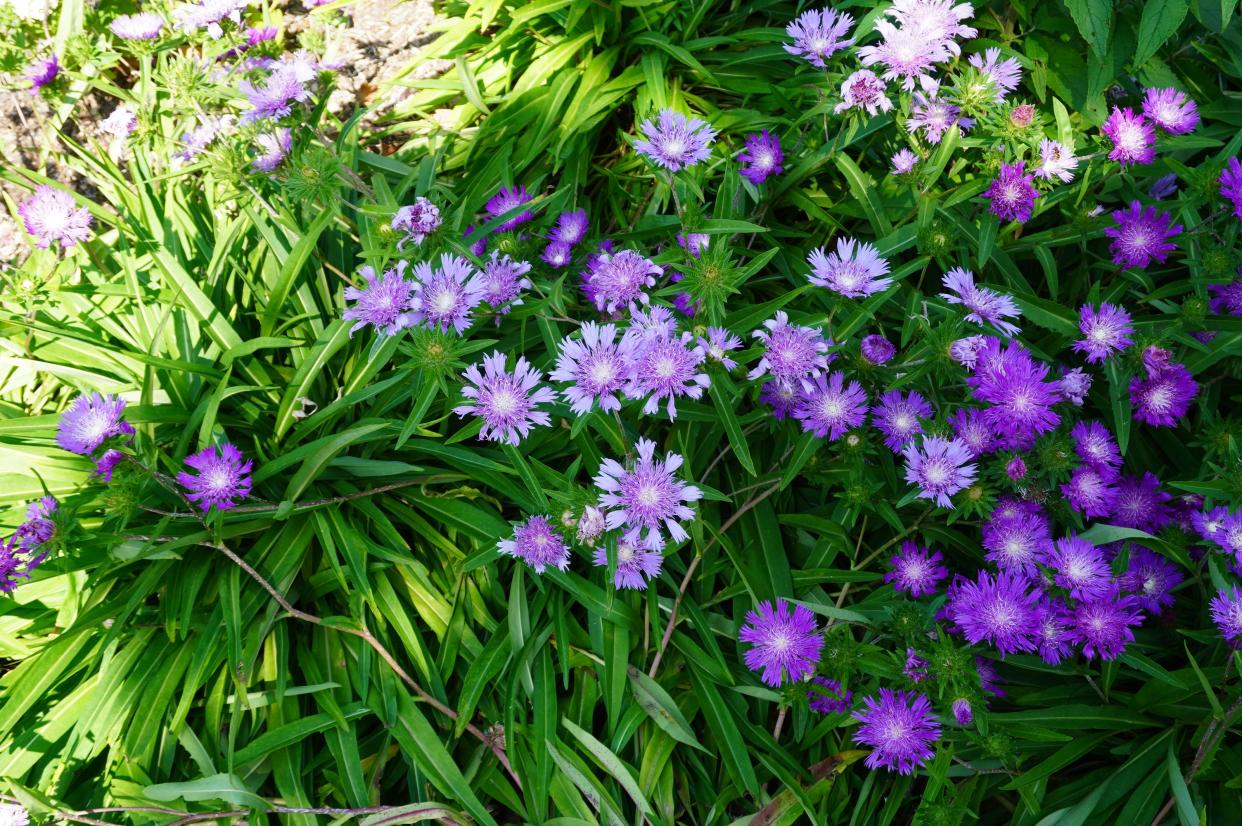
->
[1,497,59,594]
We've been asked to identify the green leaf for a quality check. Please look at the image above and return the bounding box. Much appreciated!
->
[1133,0,1189,68]
[628,666,708,752]
[709,378,756,476]
[144,774,271,810]
[1065,0,1114,55]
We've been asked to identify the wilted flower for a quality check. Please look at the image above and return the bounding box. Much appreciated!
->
[1059,368,1092,406]
[499,515,570,574]
[1141,87,1199,134]
[903,435,977,508]
[835,70,893,115]
[633,109,716,172]
[784,7,854,68]
[18,185,92,249]
[343,262,417,337]
[739,599,823,686]
[576,505,606,545]
[738,131,784,184]
[392,197,442,248]
[177,443,253,512]
[454,352,555,445]
[852,689,941,774]
[594,437,702,551]
[807,238,893,298]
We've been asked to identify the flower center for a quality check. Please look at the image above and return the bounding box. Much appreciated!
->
[636,484,661,507]
[204,467,232,492]
[492,389,519,415]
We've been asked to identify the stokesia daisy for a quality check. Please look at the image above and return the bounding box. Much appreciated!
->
[240,65,311,122]
[967,339,1061,450]
[18,185,93,249]
[1048,534,1111,600]
[1220,158,1242,222]
[485,185,535,231]
[1209,586,1242,648]
[940,268,1021,337]
[1073,302,1134,364]
[1059,368,1092,406]
[891,149,919,175]
[110,11,165,39]
[699,327,743,370]
[24,54,58,92]
[550,321,635,414]
[177,443,253,512]
[885,541,947,597]
[794,372,868,440]
[1035,139,1078,182]
[983,162,1039,223]
[807,238,893,298]
[967,47,1021,102]
[858,19,952,91]
[583,249,662,315]
[1129,360,1197,427]
[1034,597,1076,665]
[594,437,702,550]
[392,197,442,248]
[1111,472,1173,533]
[945,569,1041,655]
[593,539,663,590]
[903,435,977,508]
[783,7,854,68]
[852,689,941,774]
[861,334,897,365]
[1105,202,1182,269]
[549,209,589,246]
[807,677,853,714]
[738,130,784,184]
[1101,107,1155,165]
[454,352,555,445]
[57,392,134,456]
[633,109,716,172]
[1062,465,1120,519]
[499,515,570,573]
[739,599,823,686]
[411,254,484,334]
[343,262,417,337]
[251,128,292,173]
[748,311,831,384]
[1070,420,1122,471]
[949,407,997,456]
[873,390,932,452]
[1142,87,1199,134]
[761,380,799,420]
[0,803,28,826]
[907,90,970,144]
[1122,546,1182,614]
[834,70,893,115]
[982,507,1052,575]
[541,240,572,268]
[1071,587,1144,660]
[478,252,533,315]
[624,332,710,420]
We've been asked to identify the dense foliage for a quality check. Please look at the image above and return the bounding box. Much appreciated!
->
[3,0,1242,824]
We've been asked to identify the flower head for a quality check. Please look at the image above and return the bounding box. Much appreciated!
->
[549,209,589,246]
[251,128,292,173]
[852,689,941,774]
[983,162,1039,223]
[343,262,417,337]
[699,327,743,370]
[454,352,555,445]
[624,332,710,420]
[633,109,716,172]
[760,380,799,420]
[18,185,93,249]
[550,322,635,414]
[57,392,134,456]
[794,372,868,440]
[873,390,932,452]
[1101,107,1155,165]
[738,130,784,184]
[1073,302,1134,364]
[1129,360,1197,427]
[1122,546,1181,614]
[784,8,854,68]
[93,450,127,482]
[101,106,138,138]
[967,340,1061,449]
[594,437,702,550]
[858,19,952,91]
[1111,472,1173,533]
[111,12,165,39]
[835,70,893,116]
[739,599,823,686]
[392,197,442,248]
[1048,534,1111,600]
[478,252,533,314]
[499,515,570,573]
[541,241,572,268]
[748,311,831,384]
[412,254,484,334]
[177,443,253,512]
[946,569,1041,655]
[982,502,1051,574]
[886,541,947,597]
[592,539,662,590]
[952,698,973,727]
[1071,420,1122,471]
[1106,202,1181,269]
[807,238,893,298]
[903,435,977,508]
[25,54,59,92]
[1071,587,1144,660]
[950,407,996,456]
[1062,465,1120,519]
[1035,139,1078,182]
[1210,586,1242,648]
[908,90,970,144]
[583,249,662,315]
[486,185,535,231]
[1220,158,1242,222]
[0,804,29,826]
[967,47,1021,102]
[173,0,248,37]
[940,268,1021,337]
[1142,87,1198,134]
[241,65,311,122]
[891,149,918,175]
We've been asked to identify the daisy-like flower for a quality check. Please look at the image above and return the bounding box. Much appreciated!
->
[738,131,784,184]
[858,19,952,91]
[807,238,893,298]
[499,515,570,574]
[852,689,941,775]
[392,197,442,248]
[739,599,824,687]
[748,311,831,384]
[625,332,710,420]
[891,149,919,175]
[549,209,589,246]
[411,254,484,334]
[1071,587,1144,660]
[1006,455,1027,481]
[949,335,991,370]
[1073,302,1133,364]
[486,185,535,231]
[1209,586,1242,648]
[624,306,678,344]
[1034,597,1076,665]
[1105,202,1181,269]
[885,541,947,597]
[983,162,1039,223]
[903,647,930,682]
[945,569,1041,655]
[550,322,634,414]
[173,0,247,37]
[1193,506,1231,546]
[1062,465,1120,519]
[177,443,253,512]
[594,437,702,550]
[478,252,533,315]
[15,496,57,552]
[241,65,311,122]
[24,54,58,92]
[968,340,1061,450]
[343,262,417,337]
[0,803,29,826]
[940,268,1021,337]
[57,392,134,456]
[834,70,893,115]
[907,90,970,144]
[111,11,164,39]
[699,327,742,370]
[455,352,555,445]
[1101,107,1155,165]
[583,249,662,315]
[794,372,868,440]
[1129,360,1197,427]
[1111,472,1173,533]
[633,109,716,172]
[251,128,292,173]
[1048,534,1111,600]
[1121,546,1182,614]
[967,47,1021,102]
[873,390,932,452]
[903,435,977,508]
[1220,158,1242,221]
[950,407,996,456]
[176,115,232,163]
[541,241,572,268]
[93,450,127,483]
[592,539,663,590]
[982,505,1051,575]
[18,185,93,249]
[807,677,853,715]
[760,380,799,420]
[861,334,896,365]
[784,8,854,68]
[1070,420,1122,471]
[889,0,977,50]
[1034,139,1078,182]
[1142,87,1199,134]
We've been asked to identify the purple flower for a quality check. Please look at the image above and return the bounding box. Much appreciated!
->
[967,47,1022,102]
[592,539,663,590]
[738,131,784,184]
[784,7,854,68]
[392,197,441,248]
[499,515,570,574]
[594,437,702,551]
[411,254,484,334]
[859,20,952,91]
[93,450,126,482]
[949,408,996,457]
[951,698,973,727]
[1194,507,1231,546]
[677,232,710,258]
[1048,534,1111,600]
[1101,107,1155,165]
[1209,586,1242,648]
[891,149,918,175]
[949,335,991,369]
[549,209,589,246]
[464,225,487,257]
[1034,598,1076,665]
[251,128,292,173]
[1062,465,1121,519]
[1071,420,1122,471]
[852,689,941,774]
[1129,360,1197,427]
[624,332,710,420]
[1106,202,1181,269]
[1059,368,1092,406]
[807,677,853,714]
[1142,87,1199,135]
[583,249,662,315]
[550,322,634,414]
[968,340,1061,450]
[885,541,947,597]
[478,253,532,314]
[177,443,253,512]
[1071,587,1144,660]
[1220,158,1242,222]
[454,352,555,446]
[748,311,831,384]
[835,70,893,116]
[807,238,893,298]
[760,381,799,420]
[57,393,134,456]
[176,115,231,163]
[111,12,165,39]
[541,241,572,268]
[633,109,716,172]
[1122,546,1181,614]
[173,0,247,37]
[576,506,607,546]
[624,306,678,343]
[343,262,416,337]
[982,506,1051,575]
[1073,302,1133,364]
[18,185,92,249]
[907,90,970,144]
[241,66,311,122]
[903,435,977,508]
[794,372,868,440]
[940,268,1021,337]
[699,327,742,370]
[873,390,932,452]
[14,496,57,554]
[1111,472,1172,533]
[486,185,535,231]
[946,570,1041,655]
[983,162,1039,223]
[1035,139,1078,182]
[1005,455,1027,481]
[889,0,977,51]
[1149,173,1179,200]
[25,54,58,92]
[739,599,823,686]
[861,334,896,365]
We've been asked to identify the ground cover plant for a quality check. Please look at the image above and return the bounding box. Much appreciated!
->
[2,0,1242,823]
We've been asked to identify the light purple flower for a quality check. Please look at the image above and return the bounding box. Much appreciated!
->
[454,351,556,445]
[983,162,1039,223]
[111,12,165,39]
[18,185,92,249]
[251,128,292,173]
[1071,587,1144,660]
[392,197,442,248]
[739,599,823,686]
[940,268,1021,337]
[499,515,570,574]
[343,262,417,337]
[57,392,134,456]
[1048,534,1111,600]
[835,70,893,116]
[749,311,831,384]
[594,437,702,550]
[885,541,947,597]
[100,106,137,138]
[852,689,941,774]
[633,109,716,172]
[241,66,311,122]
[541,241,572,268]
[576,506,607,546]
[1062,465,1120,519]
[1074,302,1133,363]
[699,327,742,370]
[1101,107,1155,165]
[1059,367,1092,406]
[889,0,977,51]
[950,407,996,456]
[903,435,977,508]
[1034,139,1078,183]
[173,0,248,38]
[1209,586,1242,648]
[550,322,633,414]
[907,90,971,144]
[738,131,784,184]
[592,539,662,590]
[486,185,535,231]
[624,332,710,420]
[794,372,868,440]
[949,335,990,369]
[583,249,662,315]
[549,209,589,245]
[1105,202,1181,269]
[861,334,896,365]
[891,148,918,175]
[951,698,973,727]
[807,238,893,298]
[478,252,532,314]
[873,390,932,452]
[411,254,484,334]
[967,47,1021,102]
[946,569,1040,655]
[1142,87,1199,135]
[858,20,951,91]
[177,443,253,512]
[807,677,853,714]
[784,7,854,68]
